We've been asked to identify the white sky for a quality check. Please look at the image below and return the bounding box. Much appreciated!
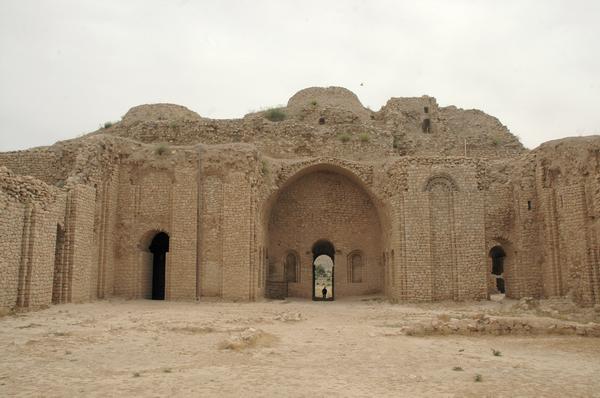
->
[0,0,598,151]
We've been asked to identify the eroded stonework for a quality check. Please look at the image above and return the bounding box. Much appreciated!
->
[1,86,599,311]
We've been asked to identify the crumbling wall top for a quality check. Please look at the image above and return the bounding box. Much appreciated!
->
[0,166,61,206]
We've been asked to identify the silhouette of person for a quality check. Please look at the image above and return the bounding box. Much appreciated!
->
[322,286,328,299]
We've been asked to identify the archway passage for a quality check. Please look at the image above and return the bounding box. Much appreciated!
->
[489,246,506,294]
[312,240,335,262]
[149,232,169,300]
[267,168,383,299]
[312,241,335,300]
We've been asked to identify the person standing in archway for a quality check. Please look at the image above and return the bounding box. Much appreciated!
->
[322,286,328,299]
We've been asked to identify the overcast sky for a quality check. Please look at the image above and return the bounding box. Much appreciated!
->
[0,0,598,151]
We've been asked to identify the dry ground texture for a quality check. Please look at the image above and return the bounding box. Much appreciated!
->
[1,296,600,397]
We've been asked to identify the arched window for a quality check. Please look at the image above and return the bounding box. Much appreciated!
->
[348,251,363,283]
[285,251,299,283]
[489,246,506,294]
[424,174,458,192]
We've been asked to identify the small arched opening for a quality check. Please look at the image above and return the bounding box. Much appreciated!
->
[489,246,506,294]
[312,240,335,301]
[149,232,169,300]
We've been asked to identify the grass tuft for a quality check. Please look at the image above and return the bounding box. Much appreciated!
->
[264,107,286,122]
[261,160,269,175]
[338,133,351,143]
[155,143,170,156]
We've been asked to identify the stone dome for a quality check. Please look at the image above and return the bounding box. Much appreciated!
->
[286,86,370,119]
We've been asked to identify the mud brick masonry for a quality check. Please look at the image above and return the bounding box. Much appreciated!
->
[1,87,599,311]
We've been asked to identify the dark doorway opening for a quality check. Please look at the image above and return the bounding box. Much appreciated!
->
[149,232,169,300]
[421,118,431,133]
[489,246,506,294]
[312,240,335,301]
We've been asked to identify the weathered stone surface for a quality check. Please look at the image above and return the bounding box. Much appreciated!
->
[1,87,598,312]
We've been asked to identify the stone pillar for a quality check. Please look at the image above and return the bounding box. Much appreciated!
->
[221,172,252,300]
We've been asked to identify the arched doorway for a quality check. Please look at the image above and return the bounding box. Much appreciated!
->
[266,166,385,299]
[149,232,169,300]
[312,240,335,301]
[489,246,506,294]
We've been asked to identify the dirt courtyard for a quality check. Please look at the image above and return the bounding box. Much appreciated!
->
[1,297,599,397]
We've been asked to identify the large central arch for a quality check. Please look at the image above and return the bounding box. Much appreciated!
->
[266,164,385,299]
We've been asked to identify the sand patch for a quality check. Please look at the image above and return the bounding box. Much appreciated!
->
[1,298,599,397]
[218,327,278,350]
[273,312,303,322]
[169,325,216,334]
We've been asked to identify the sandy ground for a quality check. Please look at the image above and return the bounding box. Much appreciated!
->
[1,297,599,398]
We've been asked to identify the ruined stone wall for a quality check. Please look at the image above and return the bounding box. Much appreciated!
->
[0,167,72,311]
[114,152,198,300]
[482,156,543,300]
[67,185,97,302]
[509,182,542,298]
[0,196,67,310]
[0,137,126,305]
[388,160,487,302]
[91,168,120,299]
[17,203,63,308]
[0,148,74,186]
[480,138,600,306]
[531,139,600,306]
[378,97,522,159]
[0,174,107,311]
[109,144,261,302]
[0,192,26,310]
[199,145,262,300]
[221,172,254,300]
[102,87,524,161]
[105,114,521,161]
[199,173,224,297]
[484,169,513,296]
[2,88,598,310]
[107,118,402,161]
